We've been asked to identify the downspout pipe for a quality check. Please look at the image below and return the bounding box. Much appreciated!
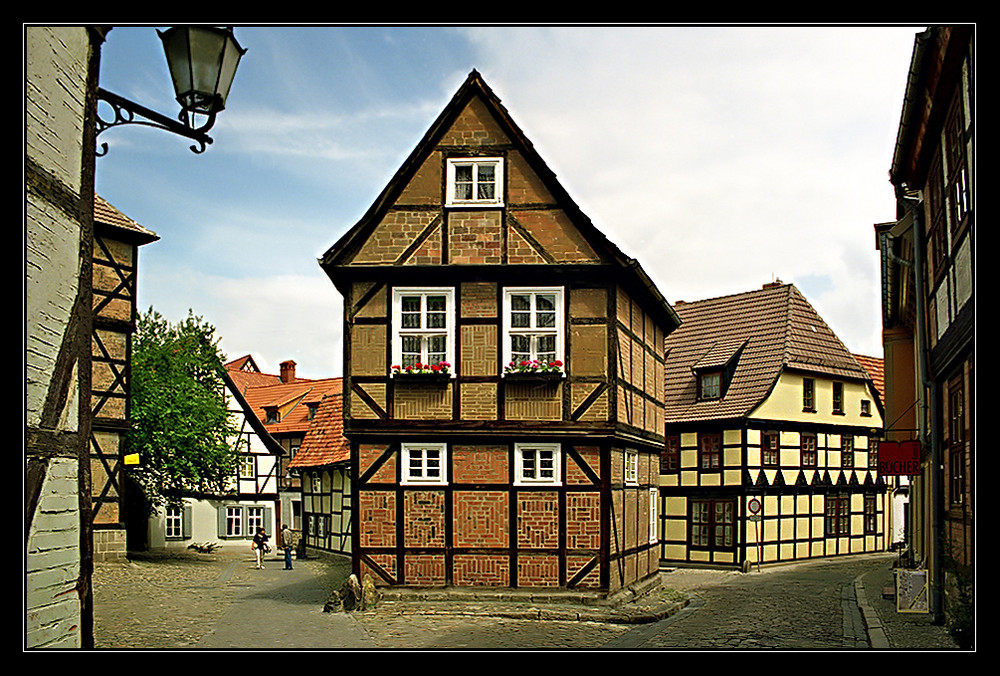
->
[900,193,943,624]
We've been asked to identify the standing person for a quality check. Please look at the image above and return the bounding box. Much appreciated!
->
[251,527,269,569]
[280,524,294,570]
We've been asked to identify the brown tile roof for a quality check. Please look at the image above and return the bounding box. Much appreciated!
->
[665,283,871,424]
[94,195,158,242]
[289,393,349,469]
[225,356,342,436]
[853,353,885,401]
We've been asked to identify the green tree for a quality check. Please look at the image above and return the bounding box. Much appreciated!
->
[128,308,238,507]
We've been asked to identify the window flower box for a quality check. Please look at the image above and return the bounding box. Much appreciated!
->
[503,360,564,382]
[391,362,452,383]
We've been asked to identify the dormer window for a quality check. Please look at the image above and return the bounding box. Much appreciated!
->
[698,372,721,400]
[446,157,503,207]
[265,407,279,424]
[307,403,318,421]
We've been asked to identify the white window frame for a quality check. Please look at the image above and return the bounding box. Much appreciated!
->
[625,449,639,486]
[165,505,184,539]
[391,287,455,375]
[401,442,448,486]
[247,505,265,535]
[239,454,255,479]
[649,488,659,544]
[514,443,562,486]
[445,157,504,207]
[226,506,243,537]
[502,287,565,371]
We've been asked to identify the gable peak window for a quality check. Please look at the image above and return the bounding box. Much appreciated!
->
[392,288,455,375]
[446,157,504,207]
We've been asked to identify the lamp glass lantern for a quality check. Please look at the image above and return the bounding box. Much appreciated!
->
[158,26,246,123]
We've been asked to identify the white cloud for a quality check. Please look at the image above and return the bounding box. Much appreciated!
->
[139,268,343,378]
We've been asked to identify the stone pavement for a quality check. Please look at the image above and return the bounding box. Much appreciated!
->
[91,549,964,651]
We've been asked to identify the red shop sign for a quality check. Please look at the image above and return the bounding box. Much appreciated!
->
[877,440,922,476]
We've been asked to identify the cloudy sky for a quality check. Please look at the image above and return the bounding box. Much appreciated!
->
[94,25,922,379]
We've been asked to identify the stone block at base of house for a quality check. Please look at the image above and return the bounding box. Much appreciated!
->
[93,528,128,562]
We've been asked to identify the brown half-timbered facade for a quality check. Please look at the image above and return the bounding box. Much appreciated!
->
[320,71,680,592]
[877,26,973,630]
[659,283,888,569]
[90,196,159,559]
[288,389,352,555]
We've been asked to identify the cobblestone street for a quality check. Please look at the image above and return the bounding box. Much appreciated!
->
[92,549,963,650]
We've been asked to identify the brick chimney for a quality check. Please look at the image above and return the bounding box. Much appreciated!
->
[279,360,297,383]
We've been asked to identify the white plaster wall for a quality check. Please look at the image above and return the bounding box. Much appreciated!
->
[25,458,82,648]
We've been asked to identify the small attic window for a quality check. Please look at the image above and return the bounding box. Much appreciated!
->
[446,157,503,207]
[264,407,279,424]
[698,372,722,400]
[307,403,318,421]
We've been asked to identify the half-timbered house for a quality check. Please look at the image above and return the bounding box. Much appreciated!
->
[659,282,888,568]
[90,196,159,559]
[145,359,286,549]
[319,71,681,592]
[225,356,341,532]
[288,387,352,555]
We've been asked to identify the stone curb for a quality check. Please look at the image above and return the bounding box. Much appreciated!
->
[855,575,891,649]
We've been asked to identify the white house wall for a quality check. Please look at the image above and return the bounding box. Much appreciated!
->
[147,497,277,551]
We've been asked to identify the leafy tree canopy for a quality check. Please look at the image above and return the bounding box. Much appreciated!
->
[128,308,238,506]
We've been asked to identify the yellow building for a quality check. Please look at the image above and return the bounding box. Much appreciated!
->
[659,282,887,568]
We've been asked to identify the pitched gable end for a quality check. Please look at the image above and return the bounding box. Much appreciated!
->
[320,71,630,280]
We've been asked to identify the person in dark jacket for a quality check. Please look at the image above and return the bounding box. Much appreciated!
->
[251,527,269,569]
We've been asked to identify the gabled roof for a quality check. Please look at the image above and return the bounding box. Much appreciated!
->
[665,283,872,423]
[319,69,680,333]
[852,353,885,402]
[225,357,342,436]
[94,195,159,244]
[288,393,349,469]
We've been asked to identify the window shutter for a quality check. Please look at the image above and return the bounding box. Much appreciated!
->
[217,506,227,538]
[183,504,193,539]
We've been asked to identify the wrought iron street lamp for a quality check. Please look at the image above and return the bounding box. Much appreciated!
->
[96,26,246,155]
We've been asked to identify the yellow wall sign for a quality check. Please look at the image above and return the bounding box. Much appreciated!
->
[124,453,140,465]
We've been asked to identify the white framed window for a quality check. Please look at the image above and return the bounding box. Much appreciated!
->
[165,505,184,539]
[226,506,243,537]
[625,449,639,486]
[446,157,503,206]
[401,443,448,485]
[514,443,561,486]
[503,287,564,370]
[649,488,659,544]
[391,287,455,374]
[247,506,265,535]
[239,455,255,478]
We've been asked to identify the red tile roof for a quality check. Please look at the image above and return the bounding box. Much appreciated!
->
[665,283,872,423]
[289,392,349,469]
[852,353,885,401]
[225,356,342,436]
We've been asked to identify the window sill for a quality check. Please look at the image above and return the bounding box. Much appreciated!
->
[391,373,452,384]
[502,371,564,382]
